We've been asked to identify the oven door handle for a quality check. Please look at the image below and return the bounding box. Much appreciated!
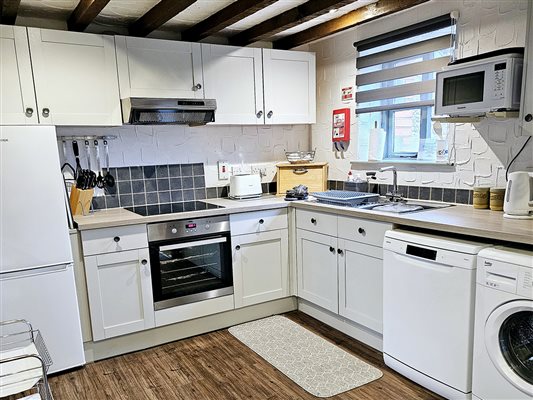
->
[159,237,227,251]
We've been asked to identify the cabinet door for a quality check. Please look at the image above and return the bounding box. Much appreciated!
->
[296,229,338,313]
[202,44,263,124]
[84,248,155,341]
[28,28,121,126]
[263,49,316,124]
[338,239,383,333]
[116,36,203,99]
[520,3,533,135]
[233,229,289,308]
[0,26,38,124]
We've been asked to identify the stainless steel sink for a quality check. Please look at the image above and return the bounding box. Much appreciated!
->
[362,200,453,214]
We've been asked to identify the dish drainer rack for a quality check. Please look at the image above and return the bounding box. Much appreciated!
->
[312,190,380,207]
[0,320,54,400]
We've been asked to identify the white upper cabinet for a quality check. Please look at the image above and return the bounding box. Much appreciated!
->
[263,49,316,124]
[116,36,204,99]
[202,44,263,125]
[27,28,121,126]
[0,26,38,125]
[520,3,533,135]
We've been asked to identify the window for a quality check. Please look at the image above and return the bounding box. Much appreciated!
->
[354,16,454,160]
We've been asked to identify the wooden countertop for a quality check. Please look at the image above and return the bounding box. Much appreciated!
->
[74,197,532,245]
[291,201,533,246]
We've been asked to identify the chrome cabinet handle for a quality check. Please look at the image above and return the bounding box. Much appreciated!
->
[25,107,34,117]
[193,83,202,90]
[267,110,273,118]
[256,110,263,118]
[293,168,308,174]
[42,108,50,118]
[141,259,148,265]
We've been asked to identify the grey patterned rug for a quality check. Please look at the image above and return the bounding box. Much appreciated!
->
[228,315,383,397]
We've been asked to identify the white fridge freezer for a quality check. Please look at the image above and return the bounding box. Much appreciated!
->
[0,125,85,373]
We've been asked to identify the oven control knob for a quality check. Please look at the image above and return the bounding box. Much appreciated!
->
[205,224,210,230]
[171,228,177,234]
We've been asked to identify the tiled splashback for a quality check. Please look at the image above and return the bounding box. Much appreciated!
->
[328,181,473,205]
[91,163,276,214]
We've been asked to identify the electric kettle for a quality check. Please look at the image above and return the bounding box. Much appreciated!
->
[503,171,533,219]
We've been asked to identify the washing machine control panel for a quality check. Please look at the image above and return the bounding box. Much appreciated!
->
[479,257,533,298]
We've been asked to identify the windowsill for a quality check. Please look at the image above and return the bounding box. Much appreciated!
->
[350,159,455,171]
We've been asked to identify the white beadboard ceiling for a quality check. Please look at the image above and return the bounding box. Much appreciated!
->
[17,0,378,40]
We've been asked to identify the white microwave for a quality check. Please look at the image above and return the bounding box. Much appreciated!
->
[435,52,523,116]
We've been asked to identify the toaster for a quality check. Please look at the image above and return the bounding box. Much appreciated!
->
[229,174,262,199]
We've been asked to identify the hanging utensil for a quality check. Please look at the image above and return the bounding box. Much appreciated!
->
[84,140,97,189]
[72,140,83,180]
[94,139,105,189]
[103,139,115,188]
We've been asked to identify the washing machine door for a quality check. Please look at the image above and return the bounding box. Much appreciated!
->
[485,299,533,396]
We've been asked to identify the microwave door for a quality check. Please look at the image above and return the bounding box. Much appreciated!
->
[436,63,493,116]
[442,71,485,108]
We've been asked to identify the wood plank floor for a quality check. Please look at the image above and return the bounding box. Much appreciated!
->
[47,311,442,400]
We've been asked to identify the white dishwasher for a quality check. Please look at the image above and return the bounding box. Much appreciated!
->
[383,230,489,400]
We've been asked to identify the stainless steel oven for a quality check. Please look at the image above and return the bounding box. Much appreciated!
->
[147,215,233,310]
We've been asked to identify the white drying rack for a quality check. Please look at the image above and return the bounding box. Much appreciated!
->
[0,320,54,400]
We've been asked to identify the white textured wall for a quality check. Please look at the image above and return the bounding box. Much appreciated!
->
[308,0,533,188]
[57,124,310,187]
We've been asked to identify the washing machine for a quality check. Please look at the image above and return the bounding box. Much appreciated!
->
[472,246,533,400]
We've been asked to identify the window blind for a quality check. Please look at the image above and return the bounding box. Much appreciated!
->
[354,15,454,114]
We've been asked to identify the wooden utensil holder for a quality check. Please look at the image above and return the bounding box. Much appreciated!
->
[70,185,94,216]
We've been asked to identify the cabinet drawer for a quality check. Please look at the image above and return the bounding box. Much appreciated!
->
[81,224,148,256]
[338,216,391,247]
[230,209,287,236]
[296,209,337,237]
[277,163,327,195]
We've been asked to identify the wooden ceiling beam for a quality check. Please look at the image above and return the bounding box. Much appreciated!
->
[274,0,430,49]
[0,0,21,25]
[130,0,197,37]
[67,0,111,31]
[181,0,278,42]
[230,0,354,46]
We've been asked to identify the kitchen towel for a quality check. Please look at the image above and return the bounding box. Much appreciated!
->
[229,315,382,397]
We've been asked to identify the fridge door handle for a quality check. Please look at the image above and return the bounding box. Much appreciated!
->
[0,263,70,280]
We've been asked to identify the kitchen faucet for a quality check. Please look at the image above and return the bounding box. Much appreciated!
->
[379,166,404,202]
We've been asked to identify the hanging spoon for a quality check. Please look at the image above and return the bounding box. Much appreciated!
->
[94,139,105,189]
[103,139,115,188]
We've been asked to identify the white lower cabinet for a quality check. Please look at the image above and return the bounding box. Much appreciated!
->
[84,248,155,341]
[295,209,391,333]
[296,229,338,313]
[338,239,384,333]
[230,210,289,308]
[232,229,289,308]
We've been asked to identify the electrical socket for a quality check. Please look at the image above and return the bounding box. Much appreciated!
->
[251,165,267,178]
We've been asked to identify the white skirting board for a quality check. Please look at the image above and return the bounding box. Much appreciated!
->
[83,297,297,363]
[297,299,383,351]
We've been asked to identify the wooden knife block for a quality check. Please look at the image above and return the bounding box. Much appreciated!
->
[70,185,94,216]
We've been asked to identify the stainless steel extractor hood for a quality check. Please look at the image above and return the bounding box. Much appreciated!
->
[121,98,217,126]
